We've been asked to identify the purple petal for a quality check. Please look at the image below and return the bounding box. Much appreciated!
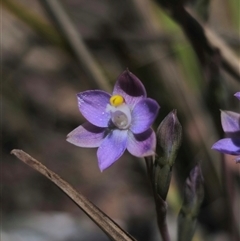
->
[212,138,240,155]
[130,98,160,134]
[97,129,128,171]
[77,90,111,127]
[234,92,240,100]
[113,69,146,107]
[221,110,240,133]
[127,128,156,157]
[67,122,105,147]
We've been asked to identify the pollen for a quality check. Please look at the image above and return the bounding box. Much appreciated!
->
[110,95,125,107]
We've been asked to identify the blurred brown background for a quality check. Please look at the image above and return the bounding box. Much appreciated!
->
[2,0,240,240]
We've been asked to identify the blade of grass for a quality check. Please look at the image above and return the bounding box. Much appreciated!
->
[2,0,66,48]
[40,0,111,91]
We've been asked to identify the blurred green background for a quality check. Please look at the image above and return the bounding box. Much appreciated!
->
[2,0,240,240]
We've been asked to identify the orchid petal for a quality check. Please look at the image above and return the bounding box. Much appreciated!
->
[130,98,160,134]
[97,129,128,171]
[221,110,240,133]
[113,70,146,107]
[77,90,111,127]
[67,122,105,147]
[212,138,240,155]
[234,92,240,100]
[127,129,156,157]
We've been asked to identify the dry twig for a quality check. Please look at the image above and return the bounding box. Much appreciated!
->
[11,149,136,241]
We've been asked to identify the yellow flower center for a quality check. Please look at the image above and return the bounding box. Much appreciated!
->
[110,95,124,107]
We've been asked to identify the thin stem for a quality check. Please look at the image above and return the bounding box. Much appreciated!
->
[145,157,171,241]
[155,194,171,241]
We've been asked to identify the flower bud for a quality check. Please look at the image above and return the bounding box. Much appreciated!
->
[177,164,204,241]
[153,110,182,200]
[183,164,204,208]
[156,109,182,166]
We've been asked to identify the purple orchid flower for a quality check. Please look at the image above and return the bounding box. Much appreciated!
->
[212,92,240,163]
[67,70,160,171]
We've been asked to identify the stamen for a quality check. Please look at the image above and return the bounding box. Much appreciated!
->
[110,95,124,107]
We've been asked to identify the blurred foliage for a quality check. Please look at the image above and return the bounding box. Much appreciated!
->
[2,0,240,241]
